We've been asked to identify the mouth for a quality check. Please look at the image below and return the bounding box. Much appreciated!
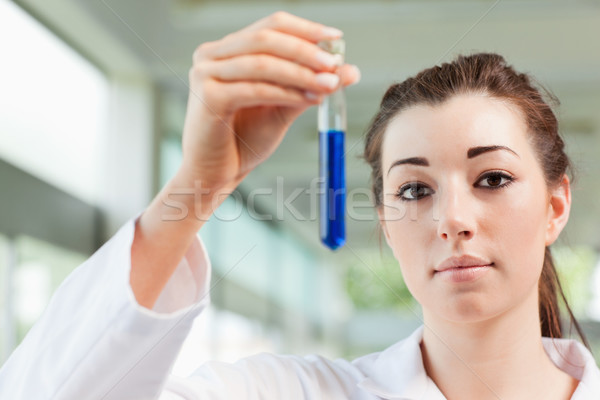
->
[433,254,495,284]
[435,255,494,273]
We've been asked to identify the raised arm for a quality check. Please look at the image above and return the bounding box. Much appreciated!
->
[130,11,360,309]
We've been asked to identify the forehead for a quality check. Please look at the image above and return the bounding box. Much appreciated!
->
[381,94,530,166]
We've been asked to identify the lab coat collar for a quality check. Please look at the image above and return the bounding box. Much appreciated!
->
[357,325,600,399]
[357,325,433,399]
[542,335,600,397]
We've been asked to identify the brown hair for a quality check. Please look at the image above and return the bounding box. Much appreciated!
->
[364,53,590,347]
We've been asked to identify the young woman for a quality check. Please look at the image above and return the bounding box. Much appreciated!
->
[1,11,598,400]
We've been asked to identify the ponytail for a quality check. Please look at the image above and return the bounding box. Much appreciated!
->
[539,246,591,349]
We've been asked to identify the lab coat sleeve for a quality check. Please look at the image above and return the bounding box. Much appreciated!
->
[0,216,211,400]
[162,353,365,400]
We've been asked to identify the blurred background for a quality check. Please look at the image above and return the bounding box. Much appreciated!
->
[1,0,599,374]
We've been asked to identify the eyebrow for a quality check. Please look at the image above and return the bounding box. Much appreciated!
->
[386,145,520,176]
[467,145,519,159]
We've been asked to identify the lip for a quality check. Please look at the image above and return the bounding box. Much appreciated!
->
[435,255,493,272]
[434,255,494,283]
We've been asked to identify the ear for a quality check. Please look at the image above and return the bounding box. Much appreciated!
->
[545,174,571,246]
[377,207,393,248]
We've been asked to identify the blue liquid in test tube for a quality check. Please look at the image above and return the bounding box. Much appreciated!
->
[319,129,346,249]
[318,39,346,250]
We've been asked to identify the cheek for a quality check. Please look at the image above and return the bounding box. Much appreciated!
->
[383,208,435,292]
[384,205,427,251]
[491,188,549,282]
[492,179,548,241]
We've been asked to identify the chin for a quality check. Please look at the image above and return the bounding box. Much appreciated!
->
[434,296,506,324]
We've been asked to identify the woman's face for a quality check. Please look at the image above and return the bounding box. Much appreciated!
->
[378,94,566,324]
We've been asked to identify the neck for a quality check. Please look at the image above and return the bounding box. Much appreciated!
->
[420,288,576,400]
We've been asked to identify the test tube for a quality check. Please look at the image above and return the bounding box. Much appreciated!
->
[318,39,346,250]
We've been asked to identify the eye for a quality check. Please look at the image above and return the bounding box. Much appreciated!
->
[476,171,515,189]
[396,182,435,201]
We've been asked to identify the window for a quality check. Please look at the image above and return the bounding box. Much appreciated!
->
[0,0,108,205]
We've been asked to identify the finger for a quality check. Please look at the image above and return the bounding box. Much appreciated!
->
[245,11,343,43]
[339,64,361,87]
[195,29,342,72]
[204,55,341,94]
[214,81,321,111]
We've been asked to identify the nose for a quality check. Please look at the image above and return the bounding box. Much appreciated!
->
[435,183,476,241]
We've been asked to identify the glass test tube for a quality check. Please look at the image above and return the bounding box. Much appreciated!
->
[317,39,346,250]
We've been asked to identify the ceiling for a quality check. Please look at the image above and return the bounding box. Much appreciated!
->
[14,0,600,254]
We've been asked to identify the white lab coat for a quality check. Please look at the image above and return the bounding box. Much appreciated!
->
[0,217,599,399]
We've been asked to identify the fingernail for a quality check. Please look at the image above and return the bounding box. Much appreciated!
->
[349,65,361,85]
[305,91,320,101]
[316,72,340,89]
[321,26,343,38]
[316,51,341,68]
